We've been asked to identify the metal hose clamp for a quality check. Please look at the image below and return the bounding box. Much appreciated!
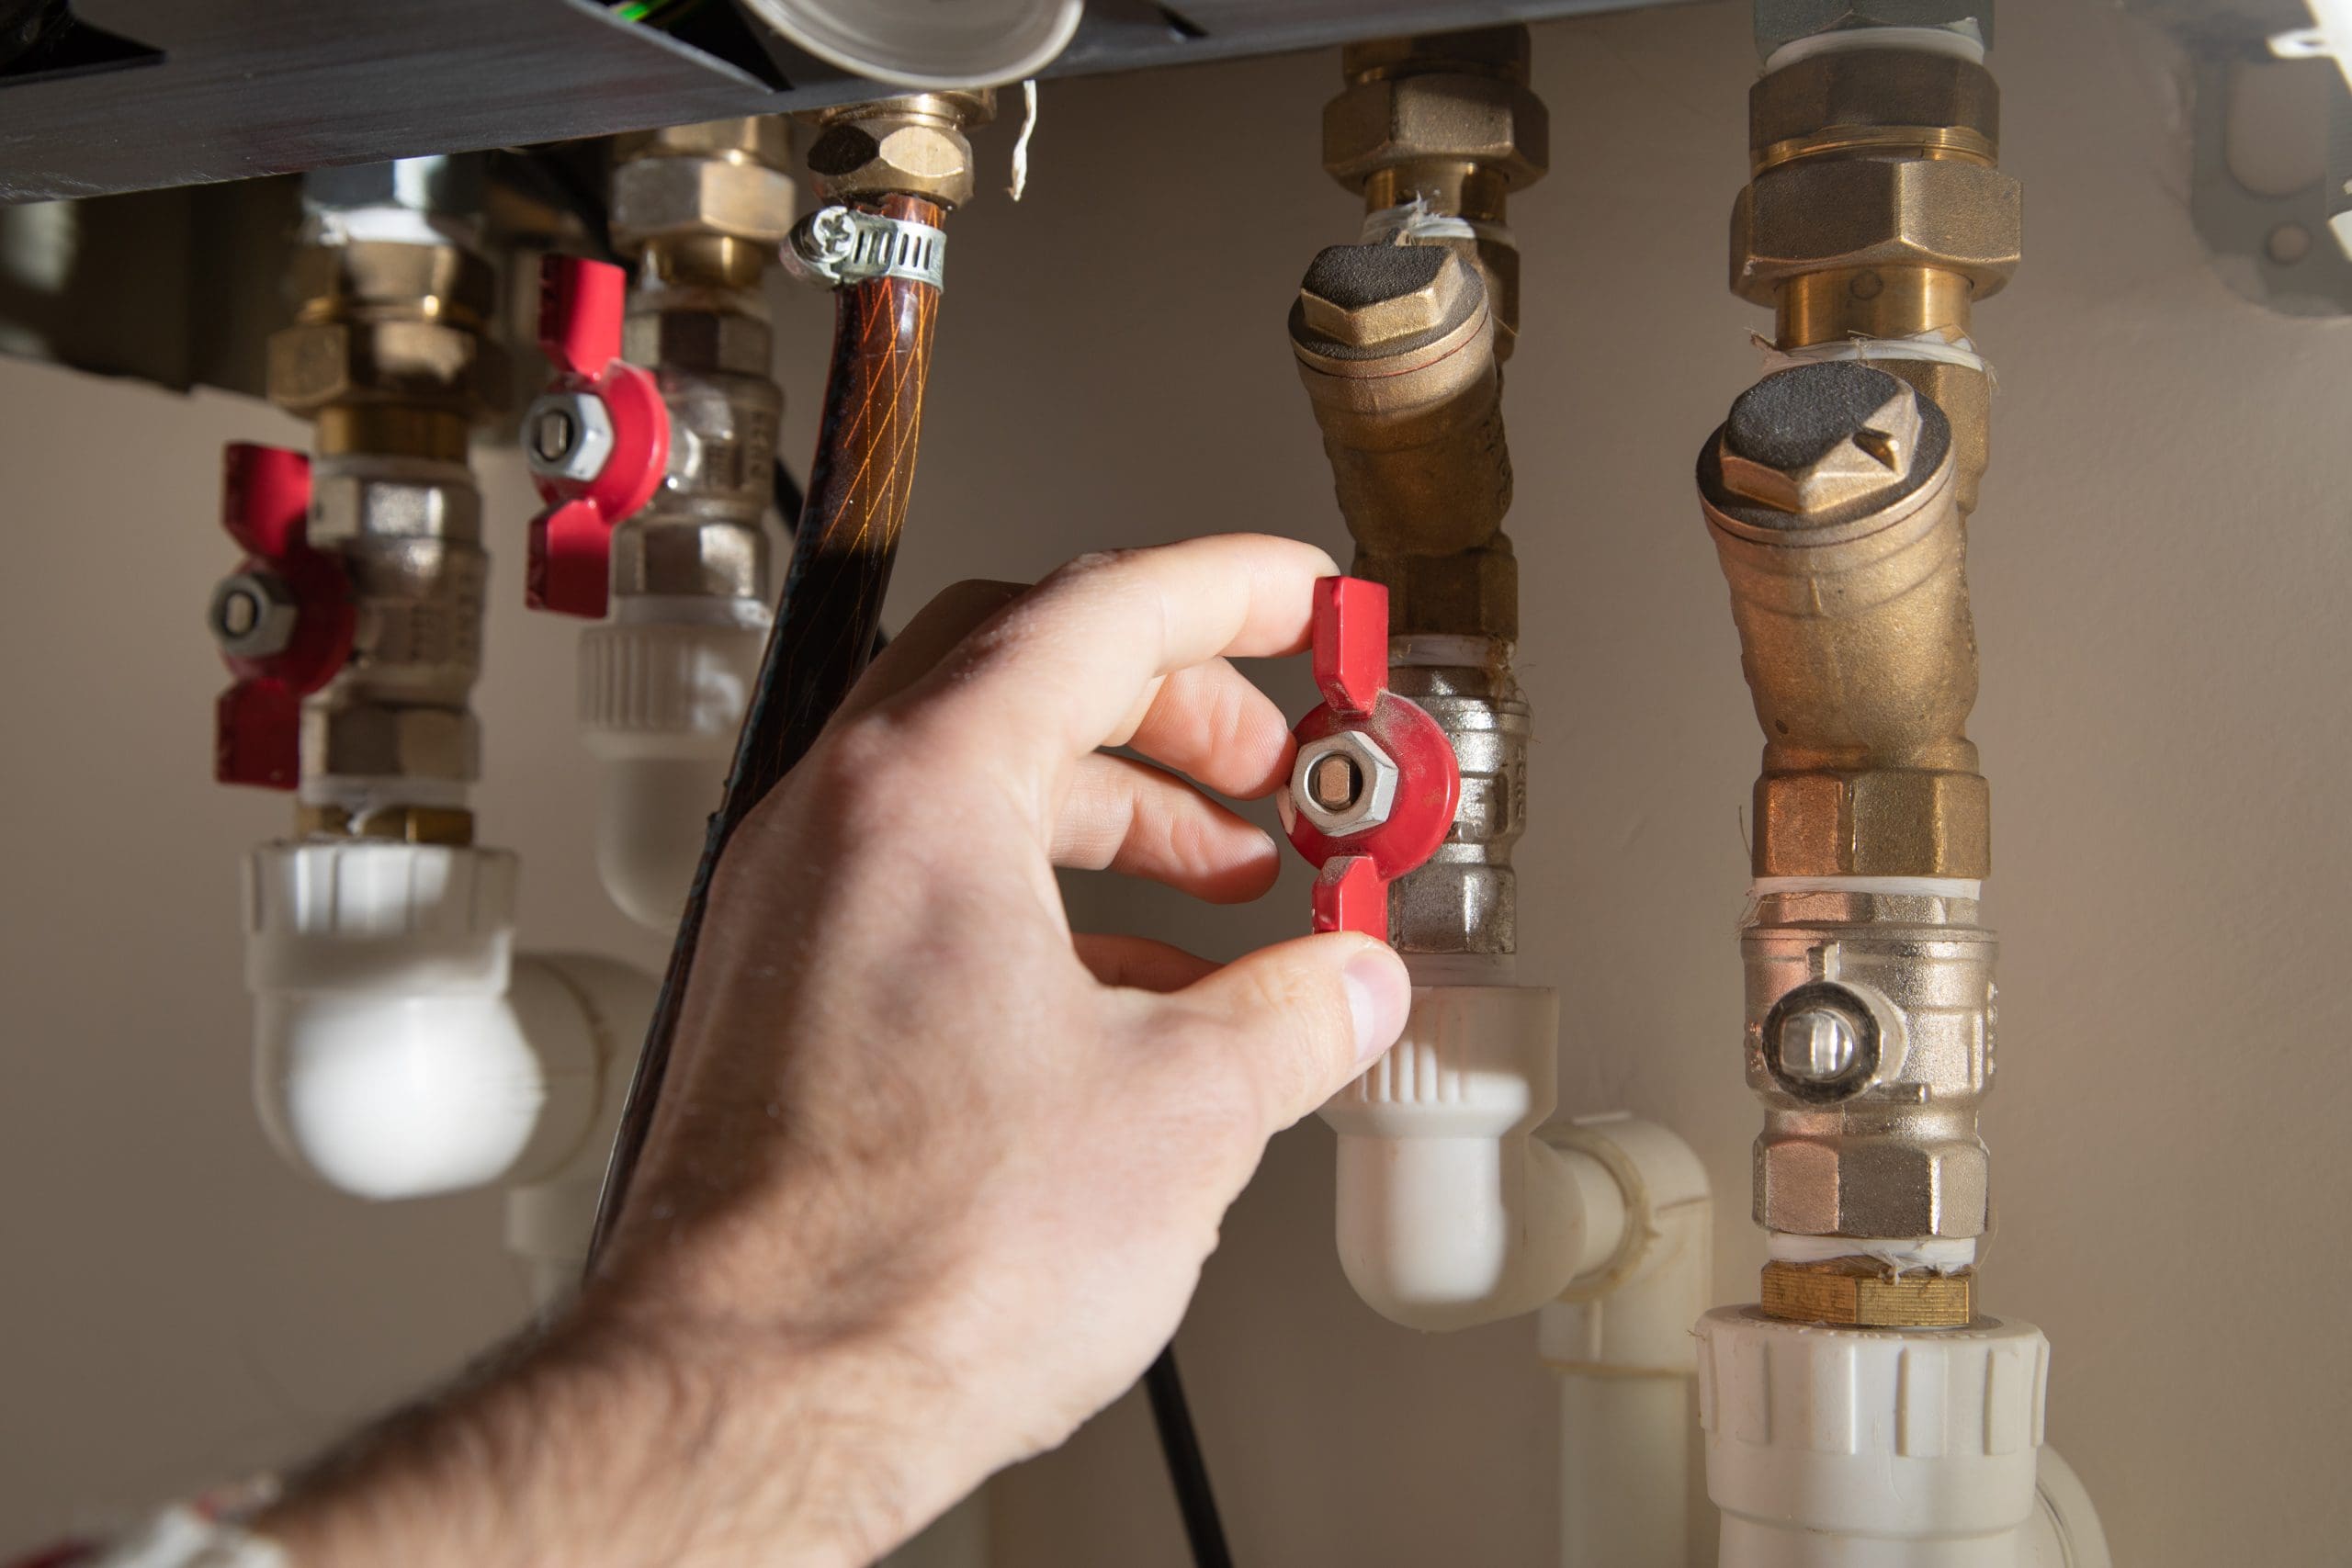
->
[782,205,948,291]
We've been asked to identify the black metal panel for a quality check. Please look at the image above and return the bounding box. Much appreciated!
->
[0,0,1688,204]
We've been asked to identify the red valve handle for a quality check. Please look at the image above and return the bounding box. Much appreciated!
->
[524,254,670,619]
[1281,578,1461,938]
[211,442,354,790]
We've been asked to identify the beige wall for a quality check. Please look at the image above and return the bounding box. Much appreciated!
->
[4,1,2347,1562]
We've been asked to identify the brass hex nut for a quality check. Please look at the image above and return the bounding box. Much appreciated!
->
[267,318,503,420]
[1324,72,1549,194]
[1750,49,1999,164]
[1758,1258,1973,1327]
[1754,768,1990,878]
[1754,1131,1987,1238]
[610,155,797,252]
[1732,156,2021,306]
[802,94,990,209]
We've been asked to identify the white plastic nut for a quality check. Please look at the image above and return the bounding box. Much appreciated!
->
[1697,1303,2049,1565]
[578,615,766,929]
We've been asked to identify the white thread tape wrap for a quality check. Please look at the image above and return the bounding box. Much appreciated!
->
[1754,328,1995,381]
[1769,1232,1980,1274]
[1361,198,1479,246]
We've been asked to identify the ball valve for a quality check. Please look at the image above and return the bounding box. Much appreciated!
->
[206,442,354,789]
[521,254,670,619]
[1279,577,1461,936]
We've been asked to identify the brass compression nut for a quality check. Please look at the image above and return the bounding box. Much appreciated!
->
[1732,155,2020,308]
[802,92,994,210]
[269,239,504,444]
[1323,63,1549,198]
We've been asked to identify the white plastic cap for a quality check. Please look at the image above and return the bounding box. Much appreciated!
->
[1697,1304,2049,1566]
[578,616,764,929]
[245,841,588,1201]
[738,0,1082,89]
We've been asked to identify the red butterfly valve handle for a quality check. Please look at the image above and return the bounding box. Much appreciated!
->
[521,254,669,619]
[207,443,355,789]
[1279,578,1461,937]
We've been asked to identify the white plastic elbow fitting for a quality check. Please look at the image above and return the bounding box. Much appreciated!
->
[1324,984,1623,1330]
[578,604,767,929]
[245,840,616,1201]
[1697,1305,2108,1568]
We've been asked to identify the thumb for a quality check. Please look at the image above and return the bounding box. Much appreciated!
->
[1176,933,1411,1133]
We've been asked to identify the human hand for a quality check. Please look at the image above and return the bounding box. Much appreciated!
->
[259,535,1411,1567]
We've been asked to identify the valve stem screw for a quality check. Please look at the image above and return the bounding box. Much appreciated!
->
[1309,752,1363,811]
[1778,1007,1860,1084]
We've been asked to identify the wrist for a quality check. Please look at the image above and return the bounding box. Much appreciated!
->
[254,1304,959,1568]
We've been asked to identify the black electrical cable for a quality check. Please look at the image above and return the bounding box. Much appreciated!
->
[1144,1347,1233,1568]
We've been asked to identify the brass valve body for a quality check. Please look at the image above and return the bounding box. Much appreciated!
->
[266,209,503,844]
[1290,243,1514,644]
[609,116,797,605]
[1700,363,1984,878]
[1731,47,2018,510]
[1325,26,1547,355]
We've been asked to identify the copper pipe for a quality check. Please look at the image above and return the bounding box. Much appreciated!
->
[584,192,944,1266]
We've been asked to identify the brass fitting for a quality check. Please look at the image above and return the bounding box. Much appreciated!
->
[611,117,797,288]
[1699,362,1984,878]
[608,117,797,604]
[802,92,995,210]
[1731,46,2018,510]
[269,164,503,842]
[1759,1258,1973,1328]
[1289,243,1514,641]
[1324,26,1547,355]
[267,239,503,462]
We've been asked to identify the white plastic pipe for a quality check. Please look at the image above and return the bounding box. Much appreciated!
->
[578,602,766,930]
[1324,982,1625,1330]
[1539,1115,1713,1568]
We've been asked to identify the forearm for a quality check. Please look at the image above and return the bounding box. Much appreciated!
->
[255,1310,945,1568]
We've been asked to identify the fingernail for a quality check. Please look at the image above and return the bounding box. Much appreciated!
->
[1342,946,1411,1068]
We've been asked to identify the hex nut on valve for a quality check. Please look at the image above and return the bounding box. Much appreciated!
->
[209,570,301,660]
[1291,730,1399,839]
[524,390,616,483]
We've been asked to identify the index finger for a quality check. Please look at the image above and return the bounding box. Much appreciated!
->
[897,534,1340,784]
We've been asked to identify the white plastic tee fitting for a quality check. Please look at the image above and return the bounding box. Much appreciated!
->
[245,840,621,1201]
[577,602,767,930]
[1323,984,1625,1330]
